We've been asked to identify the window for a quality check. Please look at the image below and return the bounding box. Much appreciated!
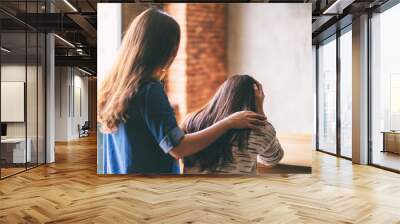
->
[370,3,400,171]
[339,28,352,158]
[317,36,337,154]
[0,1,47,179]
[316,26,353,159]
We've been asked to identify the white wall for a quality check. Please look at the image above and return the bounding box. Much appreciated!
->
[1,65,38,137]
[227,3,313,135]
[72,73,89,138]
[55,67,68,141]
[97,3,121,85]
[1,63,46,163]
[54,67,89,141]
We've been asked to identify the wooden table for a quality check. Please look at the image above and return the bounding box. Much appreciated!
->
[257,134,312,174]
[382,131,400,154]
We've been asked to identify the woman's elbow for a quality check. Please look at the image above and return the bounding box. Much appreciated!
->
[257,149,284,166]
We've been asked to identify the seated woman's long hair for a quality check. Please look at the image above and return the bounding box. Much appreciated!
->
[183,75,259,172]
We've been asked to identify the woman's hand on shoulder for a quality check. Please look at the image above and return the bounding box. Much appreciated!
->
[223,111,267,130]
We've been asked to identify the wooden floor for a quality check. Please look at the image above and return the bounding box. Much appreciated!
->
[1,163,45,178]
[1,167,26,178]
[372,150,400,171]
[1,135,400,223]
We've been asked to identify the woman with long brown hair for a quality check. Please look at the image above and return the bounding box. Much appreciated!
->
[183,75,284,174]
[98,8,266,174]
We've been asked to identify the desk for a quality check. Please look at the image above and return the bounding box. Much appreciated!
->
[382,131,400,154]
[1,138,31,164]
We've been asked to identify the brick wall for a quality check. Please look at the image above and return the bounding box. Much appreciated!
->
[164,4,188,122]
[165,4,227,123]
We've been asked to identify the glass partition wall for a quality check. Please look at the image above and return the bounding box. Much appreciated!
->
[317,35,337,155]
[316,26,352,159]
[339,28,352,159]
[0,1,46,179]
[370,3,400,172]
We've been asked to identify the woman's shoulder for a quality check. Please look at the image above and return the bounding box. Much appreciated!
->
[134,80,166,100]
[139,79,164,92]
[127,80,164,110]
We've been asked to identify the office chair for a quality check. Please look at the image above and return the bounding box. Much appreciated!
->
[79,121,90,138]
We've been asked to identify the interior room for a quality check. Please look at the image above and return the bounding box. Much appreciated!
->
[0,0,97,179]
[0,11,46,178]
[0,0,399,223]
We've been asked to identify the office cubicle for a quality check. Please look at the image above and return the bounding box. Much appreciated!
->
[0,1,46,179]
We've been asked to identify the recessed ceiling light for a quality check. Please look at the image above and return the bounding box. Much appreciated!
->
[78,67,93,76]
[1,47,11,53]
[63,0,78,12]
[323,0,355,15]
[54,34,75,48]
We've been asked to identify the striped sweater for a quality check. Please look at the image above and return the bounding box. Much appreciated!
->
[184,122,284,174]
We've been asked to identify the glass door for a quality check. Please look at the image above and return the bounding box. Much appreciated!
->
[370,3,400,172]
[317,35,337,154]
[0,0,47,179]
[339,27,352,158]
[1,30,28,178]
[316,24,353,160]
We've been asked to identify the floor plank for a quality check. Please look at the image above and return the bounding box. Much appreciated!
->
[0,135,399,223]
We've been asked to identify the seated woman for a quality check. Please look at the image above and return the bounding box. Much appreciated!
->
[183,75,284,174]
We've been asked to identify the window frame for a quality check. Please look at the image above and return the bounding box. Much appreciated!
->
[367,0,400,173]
[315,24,353,161]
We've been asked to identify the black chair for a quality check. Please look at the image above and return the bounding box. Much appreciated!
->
[79,121,90,138]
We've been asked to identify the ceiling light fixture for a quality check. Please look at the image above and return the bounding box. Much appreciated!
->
[63,0,78,12]
[54,34,75,48]
[1,47,11,53]
[78,67,93,76]
[323,0,355,15]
